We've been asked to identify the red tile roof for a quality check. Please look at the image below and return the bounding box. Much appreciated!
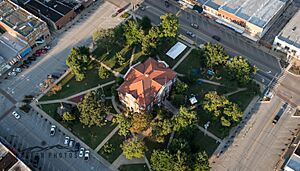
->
[118,58,177,108]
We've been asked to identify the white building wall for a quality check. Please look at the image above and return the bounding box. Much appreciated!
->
[273,36,300,60]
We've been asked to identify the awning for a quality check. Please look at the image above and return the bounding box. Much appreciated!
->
[193,5,203,13]
[166,42,187,59]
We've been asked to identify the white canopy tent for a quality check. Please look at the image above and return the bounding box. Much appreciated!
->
[166,42,187,59]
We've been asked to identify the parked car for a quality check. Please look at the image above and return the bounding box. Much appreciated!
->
[12,111,20,119]
[23,60,31,65]
[50,125,56,136]
[84,150,90,160]
[186,31,195,38]
[44,45,51,50]
[32,155,39,168]
[165,0,170,7]
[79,148,84,158]
[20,64,29,69]
[13,68,22,73]
[28,57,36,61]
[32,53,40,57]
[190,23,199,29]
[64,136,70,146]
[48,74,59,79]
[75,142,80,151]
[139,5,145,11]
[8,72,17,76]
[69,138,74,147]
[212,35,221,41]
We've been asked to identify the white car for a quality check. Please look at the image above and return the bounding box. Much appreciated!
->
[50,125,56,136]
[190,23,199,29]
[12,111,20,119]
[79,148,84,158]
[69,138,74,147]
[13,68,22,73]
[8,71,17,76]
[84,150,90,160]
[64,137,70,146]
[186,31,195,38]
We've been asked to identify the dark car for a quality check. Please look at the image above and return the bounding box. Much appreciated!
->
[48,74,59,79]
[165,0,170,7]
[32,155,39,167]
[23,60,31,65]
[20,64,29,69]
[212,35,221,41]
[75,142,80,151]
[28,57,36,61]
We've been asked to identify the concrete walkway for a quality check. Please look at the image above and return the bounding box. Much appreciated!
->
[37,99,77,105]
[172,47,194,70]
[195,124,222,143]
[100,62,124,78]
[112,96,122,114]
[129,46,136,67]
[110,154,146,171]
[223,88,247,96]
[65,80,116,100]
[198,79,222,86]
[94,126,120,152]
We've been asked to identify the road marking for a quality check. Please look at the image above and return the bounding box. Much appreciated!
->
[0,106,16,122]
[0,88,17,104]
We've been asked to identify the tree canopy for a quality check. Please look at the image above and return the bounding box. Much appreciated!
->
[172,107,197,131]
[151,150,175,171]
[192,152,210,171]
[150,114,173,143]
[124,20,144,46]
[159,13,179,38]
[66,46,90,81]
[130,112,152,133]
[226,56,256,85]
[203,43,228,68]
[77,91,111,127]
[63,112,76,122]
[202,91,243,127]
[113,112,133,136]
[121,136,147,159]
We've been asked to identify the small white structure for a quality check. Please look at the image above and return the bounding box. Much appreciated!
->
[166,42,187,59]
[189,96,198,105]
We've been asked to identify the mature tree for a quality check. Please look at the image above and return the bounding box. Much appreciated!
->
[159,13,179,38]
[130,112,152,133]
[140,16,152,31]
[203,43,228,68]
[151,150,175,171]
[174,80,188,94]
[203,91,243,127]
[172,107,197,131]
[124,20,144,46]
[66,46,90,81]
[116,52,126,66]
[98,66,109,79]
[150,114,173,143]
[169,138,190,154]
[192,152,210,171]
[142,26,161,55]
[170,94,186,108]
[226,56,256,85]
[121,136,147,159]
[92,28,114,44]
[112,111,132,136]
[78,91,111,127]
[63,112,76,122]
[173,150,189,171]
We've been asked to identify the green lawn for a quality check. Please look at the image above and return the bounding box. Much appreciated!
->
[99,132,125,163]
[228,90,256,111]
[144,136,169,159]
[175,49,204,75]
[159,46,191,68]
[119,164,149,171]
[40,69,115,101]
[188,130,219,157]
[40,103,116,149]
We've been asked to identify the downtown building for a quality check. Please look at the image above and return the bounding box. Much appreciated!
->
[272,10,300,60]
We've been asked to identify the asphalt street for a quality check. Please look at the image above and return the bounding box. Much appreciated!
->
[139,0,282,87]
[0,1,123,170]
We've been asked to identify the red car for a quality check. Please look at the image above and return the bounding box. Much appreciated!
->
[36,49,47,54]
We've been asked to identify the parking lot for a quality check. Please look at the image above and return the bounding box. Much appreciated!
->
[0,109,111,171]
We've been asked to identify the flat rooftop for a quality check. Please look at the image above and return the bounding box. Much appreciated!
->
[204,0,287,28]
[0,0,43,37]
[277,10,300,49]
[0,141,31,171]
[0,32,27,61]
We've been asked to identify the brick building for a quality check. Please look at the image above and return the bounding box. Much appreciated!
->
[0,0,50,47]
[118,58,177,113]
[24,0,77,30]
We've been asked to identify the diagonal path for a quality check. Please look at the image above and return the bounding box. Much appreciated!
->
[94,126,120,152]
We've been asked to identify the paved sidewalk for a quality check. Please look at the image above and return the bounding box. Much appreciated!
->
[94,126,120,152]
[129,46,136,67]
[198,79,222,86]
[112,96,122,114]
[110,154,146,171]
[172,47,194,70]
[195,124,222,143]
[37,99,77,105]
[100,62,124,78]
[223,88,247,96]
[65,80,116,100]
